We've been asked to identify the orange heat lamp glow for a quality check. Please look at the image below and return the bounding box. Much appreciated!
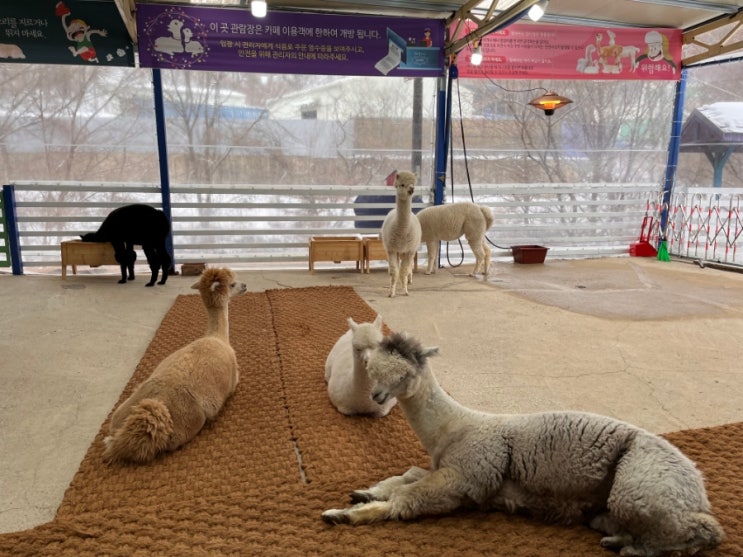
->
[528,92,573,116]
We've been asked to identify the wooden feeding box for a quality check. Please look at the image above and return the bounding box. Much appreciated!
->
[308,236,364,273]
[181,262,207,276]
[61,240,117,278]
[511,245,549,264]
[362,236,418,273]
[362,236,387,273]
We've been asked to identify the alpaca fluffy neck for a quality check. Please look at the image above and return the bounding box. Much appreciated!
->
[395,194,413,226]
[351,354,373,390]
[398,367,474,457]
[205,304,230,340]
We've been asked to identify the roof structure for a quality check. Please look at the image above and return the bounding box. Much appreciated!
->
[680,102,743,186]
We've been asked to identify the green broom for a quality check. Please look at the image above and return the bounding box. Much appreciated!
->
[657,237,671,261]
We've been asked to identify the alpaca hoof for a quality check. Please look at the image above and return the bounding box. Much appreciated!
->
[321,509,350,525]
[157,279,167,285]
[118,278,127,284]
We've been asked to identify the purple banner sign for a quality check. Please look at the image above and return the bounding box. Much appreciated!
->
[136,4,444,77]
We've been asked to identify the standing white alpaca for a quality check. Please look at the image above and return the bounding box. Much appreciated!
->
[324,315,396,417]
[416,202,494,276]
[103,267,247,464]
[380,171,421,297]
[323,332,724,557]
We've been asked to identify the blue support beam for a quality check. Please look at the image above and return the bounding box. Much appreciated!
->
[2,185,23,275]
[151,68,176,272]
[660,68,687,236]
[433,66,454,206]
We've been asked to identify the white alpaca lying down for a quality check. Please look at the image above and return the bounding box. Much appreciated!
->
[324,315,396,417]
[416,202,494,275]
[323,332,724,557]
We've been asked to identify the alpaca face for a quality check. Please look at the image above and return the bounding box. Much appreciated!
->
[350,323,383,367]
[192,267,247,305]
[367,350,414,404]
[393,171,417,200]
[367,332,438,403]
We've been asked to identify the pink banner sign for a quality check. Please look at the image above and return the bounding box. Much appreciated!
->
[455,23,682,81]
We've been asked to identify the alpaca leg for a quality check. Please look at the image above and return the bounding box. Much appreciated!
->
[142,244,161,287]
[399,254,414,296]
[125,242,136,281]
[387,254,400,298]
[466,234,487,276]
[157,246,172,285]
[482,241,492,276]
[591,513,633,550]
[350,466,428,503]
[424,241,439,274]
[112,241,131,284]
[323,467,466,525]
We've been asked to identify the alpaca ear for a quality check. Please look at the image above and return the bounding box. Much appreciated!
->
[372,314,383,329]
[190,280,200,289]
[347,317,358,331]
[421,347,440,359]
[210,280,221,292]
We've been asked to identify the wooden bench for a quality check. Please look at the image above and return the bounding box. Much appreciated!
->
[308,236,364,273]
[362,236,417,273]
[61,240,117,278]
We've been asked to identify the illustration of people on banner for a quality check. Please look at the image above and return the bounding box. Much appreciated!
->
[454,23,680,81]
[575,28,677,77]
[56,1,108,63]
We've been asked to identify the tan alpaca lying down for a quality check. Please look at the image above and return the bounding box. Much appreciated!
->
[103,267,246,464]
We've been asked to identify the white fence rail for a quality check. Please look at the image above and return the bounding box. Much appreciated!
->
[5,180,664,272]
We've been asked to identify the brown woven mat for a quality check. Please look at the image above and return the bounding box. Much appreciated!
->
[1,285,740,556]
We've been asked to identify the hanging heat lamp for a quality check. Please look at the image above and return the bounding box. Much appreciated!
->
[528,92,573,116]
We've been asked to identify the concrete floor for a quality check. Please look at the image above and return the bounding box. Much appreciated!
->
[1,256,743,534]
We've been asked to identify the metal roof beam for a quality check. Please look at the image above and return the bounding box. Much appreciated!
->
[445,0,540,56]
[683,8,743,66]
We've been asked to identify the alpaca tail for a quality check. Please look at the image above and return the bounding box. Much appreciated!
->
[102,398,173,464]
[479,205,494,230]
[686,512,725,552]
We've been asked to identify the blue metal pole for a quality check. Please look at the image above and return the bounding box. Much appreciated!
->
[433,66,454,206]
[2,185,23,275]
[151,68,176,272]
[660,68,687,236]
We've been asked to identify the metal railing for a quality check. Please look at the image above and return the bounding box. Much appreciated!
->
[2,180,663,274]
[661,188,743,266]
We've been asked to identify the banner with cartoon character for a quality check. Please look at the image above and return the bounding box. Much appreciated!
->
[136,4,444,77]
[0,1,134,66]
[455,23,682,81]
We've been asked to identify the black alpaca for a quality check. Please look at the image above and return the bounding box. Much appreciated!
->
[81,204,172,286]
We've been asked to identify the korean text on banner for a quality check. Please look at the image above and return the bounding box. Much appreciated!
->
[455,23,682,81]
[136,4,445,77]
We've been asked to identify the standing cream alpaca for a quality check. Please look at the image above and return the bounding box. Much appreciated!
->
[380,171,421,297]
[416,202,494,276]
[103,267,247,464]
[324,315,396,417]
[323,332,724,557]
